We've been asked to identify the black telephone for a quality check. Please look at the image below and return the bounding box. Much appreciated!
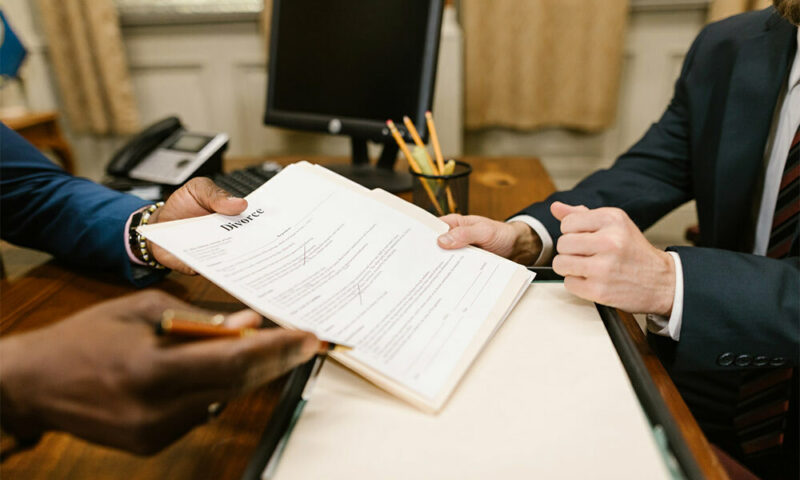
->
[105,116,228,188]
[106,116,183,177]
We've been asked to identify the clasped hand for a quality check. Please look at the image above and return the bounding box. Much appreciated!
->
[437,202,676,316]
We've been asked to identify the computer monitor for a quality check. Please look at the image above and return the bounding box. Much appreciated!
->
[263,0,444,192]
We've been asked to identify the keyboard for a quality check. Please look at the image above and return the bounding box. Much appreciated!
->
[212,162,282,197]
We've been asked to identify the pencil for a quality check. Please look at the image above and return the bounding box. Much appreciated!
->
[403,116,439,175]
[425,111,445,174]
[386,120,444,215]
[425,111,457,213]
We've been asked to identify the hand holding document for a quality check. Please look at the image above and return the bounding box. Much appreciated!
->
[139,162,533,412]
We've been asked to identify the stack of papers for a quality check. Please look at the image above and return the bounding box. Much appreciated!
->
[139,162,533,412]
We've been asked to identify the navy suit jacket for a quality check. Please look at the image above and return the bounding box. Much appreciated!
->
[0,123,163,286]
[516,8,799,372]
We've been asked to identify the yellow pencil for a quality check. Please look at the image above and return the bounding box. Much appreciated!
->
[425,111,446,174]
[424,111,457,213]
[386,120,444,216]
[403,116,439,174]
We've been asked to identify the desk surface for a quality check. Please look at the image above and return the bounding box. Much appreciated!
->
[0,156,726,479]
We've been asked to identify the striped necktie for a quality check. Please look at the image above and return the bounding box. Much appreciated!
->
[766,127,800,258]
[734,125,799,476]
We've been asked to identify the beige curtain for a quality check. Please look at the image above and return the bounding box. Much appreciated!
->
[461,0,629,132]
[708,0,771,22]
[36,0,139,135]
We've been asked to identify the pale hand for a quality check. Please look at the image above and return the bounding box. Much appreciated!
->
[0,290,319,454]
[148,177,248,274]
[550,202,675,316]
[436,214,543,265]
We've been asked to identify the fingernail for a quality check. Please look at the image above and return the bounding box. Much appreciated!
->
[438,233,455,247]
[227,196,241,201]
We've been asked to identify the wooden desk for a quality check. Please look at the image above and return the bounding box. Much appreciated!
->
[0,156,726,479]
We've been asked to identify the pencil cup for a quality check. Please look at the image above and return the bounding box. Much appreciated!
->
[410,160,472,216]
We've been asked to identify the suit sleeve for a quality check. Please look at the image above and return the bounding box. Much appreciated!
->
[0,123,165,286]
[511,24,799,371]
[511,29,706,240]
[653,247,800,370]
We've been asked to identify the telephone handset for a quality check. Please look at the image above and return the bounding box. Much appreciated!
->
[107,116,182,177]
[105,116,228,186]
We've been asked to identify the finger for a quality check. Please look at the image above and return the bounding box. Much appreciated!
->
[122,290,198,326]
[150,244,196,275]
[550,202,589,221]
[559,209,611,234]
[116,387,232,455]
[158,328,319,393]
[551,254,591,278]
[439,213,465,228]
[556,232,602,256]
[186,177,248,215]
[123,291,245,328]
[438,222,491,249]
[223,310,262,329]
[562,275,597,303]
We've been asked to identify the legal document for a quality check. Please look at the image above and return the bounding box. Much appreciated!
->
[139,162,532,412]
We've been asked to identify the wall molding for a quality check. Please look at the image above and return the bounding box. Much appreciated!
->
[631,0,710,12]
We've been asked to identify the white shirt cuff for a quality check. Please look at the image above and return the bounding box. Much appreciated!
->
[645,251,684,341]
[506,215,554,266]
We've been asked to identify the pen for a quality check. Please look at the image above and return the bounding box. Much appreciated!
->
[156,310,356,354]
[157,317,257,338]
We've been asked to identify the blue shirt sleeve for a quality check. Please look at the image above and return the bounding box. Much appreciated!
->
[0,123,165,286]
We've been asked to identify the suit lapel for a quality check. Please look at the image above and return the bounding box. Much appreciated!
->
[712,13,796,251]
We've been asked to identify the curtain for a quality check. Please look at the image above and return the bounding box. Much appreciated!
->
[461,0,629,132]
[708,0,771,23]
[36,0,139,135]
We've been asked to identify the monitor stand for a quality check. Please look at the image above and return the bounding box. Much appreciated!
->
[325,137,412,193]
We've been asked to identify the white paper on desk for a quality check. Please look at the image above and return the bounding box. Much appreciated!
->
[273,284,671,480]
[138,162,533,412]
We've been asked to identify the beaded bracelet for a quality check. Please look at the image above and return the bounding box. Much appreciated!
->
[129,201,166,269]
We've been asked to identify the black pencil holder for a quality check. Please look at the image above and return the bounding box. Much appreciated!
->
[409,160,472,216]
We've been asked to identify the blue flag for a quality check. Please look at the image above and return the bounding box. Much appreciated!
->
[0,10,27,78]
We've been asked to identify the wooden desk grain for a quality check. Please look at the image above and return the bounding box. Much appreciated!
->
[0,156,726,479]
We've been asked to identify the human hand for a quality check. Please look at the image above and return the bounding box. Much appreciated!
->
[436,214,543,265]
[0,290,319,455]
[550,202,675,315]
[148,177,248,274]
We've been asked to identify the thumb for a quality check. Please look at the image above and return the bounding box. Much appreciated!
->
[224,309,263,329]
[187,177,248,215]
[550,202,588,221]
[438,223,488,250]
[439,213,466,229]
[238,329,320,391]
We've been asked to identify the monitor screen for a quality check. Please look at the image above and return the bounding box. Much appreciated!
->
[265,0,442,142]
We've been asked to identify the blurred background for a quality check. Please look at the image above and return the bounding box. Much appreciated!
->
[0,0,770,249]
